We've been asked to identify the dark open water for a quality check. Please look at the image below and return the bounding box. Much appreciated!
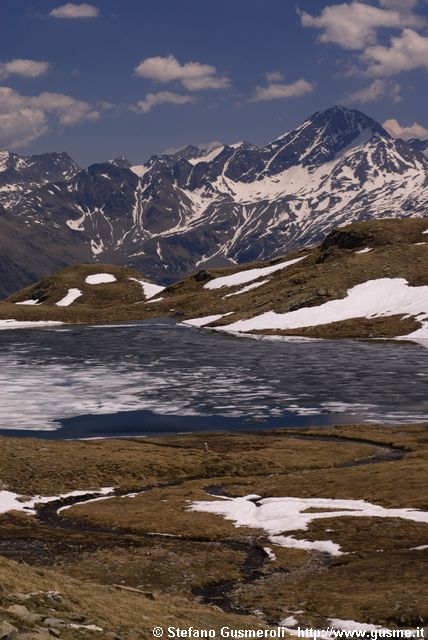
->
[0,318,427,438]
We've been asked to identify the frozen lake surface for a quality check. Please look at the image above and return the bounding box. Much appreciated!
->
[0,318,427,438]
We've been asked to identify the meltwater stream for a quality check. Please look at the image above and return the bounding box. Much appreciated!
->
[0,318,427,438]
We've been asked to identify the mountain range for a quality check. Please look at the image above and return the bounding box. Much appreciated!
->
[1,105,427,297]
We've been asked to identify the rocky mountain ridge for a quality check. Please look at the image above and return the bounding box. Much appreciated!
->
[1,105,427,297]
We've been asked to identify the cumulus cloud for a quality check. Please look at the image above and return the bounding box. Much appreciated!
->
[0,59,50,81]
[50,3,99,18]
[344,79,401,104]
[132,91,195,114]
[252,78,314,102]
[363,28,428,76]
[383,117,428,140]
[378,0,418,13]
[35,92,100,125]
[0,86,100,149]
[134,55,230,91]
[265,71,284,83]
[299,2,423,50]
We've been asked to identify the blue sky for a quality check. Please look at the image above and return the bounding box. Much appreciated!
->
[1,0,428,166]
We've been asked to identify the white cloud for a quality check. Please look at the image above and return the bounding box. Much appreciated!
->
[363,28,428,76]
[382,118,428,140]
[265,71,284,83]
[0,59,50,81]
[134,55,230,91]
[378,0,418,13]
[0,86,100,149]
[0,109,47,148]
[34,92,100,125]
[344,78,401,103]
[252,79,314,102]
[50,3,99,18]
[132,91,196,114]
[299,2,423,50]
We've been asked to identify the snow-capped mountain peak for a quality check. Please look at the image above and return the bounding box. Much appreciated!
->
[0,150,80,210]
[0,106,427,297]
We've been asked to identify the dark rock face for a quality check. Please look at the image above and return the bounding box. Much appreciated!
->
[0,149,80,210]
[1,106,428,297]
[407,138,428,155]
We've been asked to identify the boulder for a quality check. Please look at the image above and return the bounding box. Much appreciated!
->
[0,621,18,640]
[7,605,41,624]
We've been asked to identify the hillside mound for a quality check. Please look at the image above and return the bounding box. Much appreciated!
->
[0,264,164,324]
[1,219,427,341]
[157,218,428,341]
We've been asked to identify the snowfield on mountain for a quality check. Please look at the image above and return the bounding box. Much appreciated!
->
[1,106,428,296]
[216,279,428,338]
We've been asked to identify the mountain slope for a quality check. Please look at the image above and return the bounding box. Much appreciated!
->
[163,218,428,341]
[2,219,427,341]
[0,149,79,210]
[2,106,428,297]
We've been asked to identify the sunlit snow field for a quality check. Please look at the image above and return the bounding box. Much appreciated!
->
[0,318,427,436]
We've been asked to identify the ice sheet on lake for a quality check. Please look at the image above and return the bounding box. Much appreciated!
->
[0,321,427,430]
[0,320,62,330]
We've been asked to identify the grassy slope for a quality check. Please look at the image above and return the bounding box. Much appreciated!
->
[157,218,428,338]
[0,425,427,633]
[0,218,427,336]
[0,263,163,323]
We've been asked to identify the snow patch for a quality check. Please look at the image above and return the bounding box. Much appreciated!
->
[204,256,306,290]
[16,299,40,306]
[224,279,270,298]
[85,273,117,284]
[184,314,228,327]
[354,247,372,254]
[145,296,164,303]
[91,238,105,256]
[219,278,428,334]
[187,145,224,165]
[55,288,82,307]
[328,620,388,633]
[131,164,149,179]
[0,488,113,516]
[263,546,277,561]
[190,494,428,556]
[129,277,164,299]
